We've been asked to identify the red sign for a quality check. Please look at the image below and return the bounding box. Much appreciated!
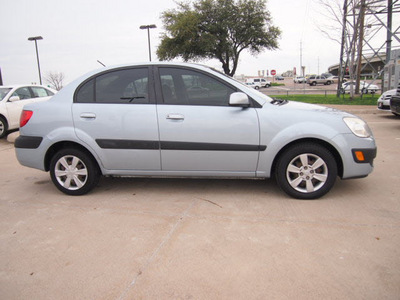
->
[271,70,276,76]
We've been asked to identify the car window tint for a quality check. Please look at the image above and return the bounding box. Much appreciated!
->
[31,87,50,98]
[76,79,95,103]
[12,87,31,100]
[159,68,235,106]
[95,68,149,104]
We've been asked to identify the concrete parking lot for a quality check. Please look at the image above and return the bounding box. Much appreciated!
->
[0,106,399,299]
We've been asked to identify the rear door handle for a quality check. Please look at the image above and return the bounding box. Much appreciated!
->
[166,113,184,121]
[80,113,96,119]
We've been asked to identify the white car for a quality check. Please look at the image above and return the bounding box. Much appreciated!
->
[245,78,271,89]
[0,85,56,138]
[340,81,379,94]
[377,89,397,111]
[293,76,306,83]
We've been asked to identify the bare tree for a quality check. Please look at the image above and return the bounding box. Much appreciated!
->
[45,71,65,91]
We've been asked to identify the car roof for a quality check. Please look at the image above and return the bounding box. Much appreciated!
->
[0,84,52,89]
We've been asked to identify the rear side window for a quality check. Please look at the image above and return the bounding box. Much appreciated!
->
[31,87,54,97]
[75,68,149,104]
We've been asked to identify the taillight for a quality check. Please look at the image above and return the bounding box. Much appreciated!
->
[20,110,33,127]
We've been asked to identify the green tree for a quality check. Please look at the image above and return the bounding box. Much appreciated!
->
[157,0,281,76]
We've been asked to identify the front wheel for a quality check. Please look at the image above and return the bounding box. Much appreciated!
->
[50,148,100,195]
[0,116,8,139]
[275,143,338,199]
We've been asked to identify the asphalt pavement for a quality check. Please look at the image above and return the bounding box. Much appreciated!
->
[1,106,399,299]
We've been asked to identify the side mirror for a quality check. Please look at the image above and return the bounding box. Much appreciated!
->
[229,92,250,107]
[9,96,20,102]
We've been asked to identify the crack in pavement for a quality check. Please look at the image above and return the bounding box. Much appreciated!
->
[118,198,197,300]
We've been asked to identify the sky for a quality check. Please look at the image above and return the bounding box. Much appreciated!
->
[0,0,342,85]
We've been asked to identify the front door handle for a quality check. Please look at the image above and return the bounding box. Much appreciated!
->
[166,113,184,121]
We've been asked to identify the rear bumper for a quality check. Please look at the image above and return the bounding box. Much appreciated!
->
[14,136,43,149]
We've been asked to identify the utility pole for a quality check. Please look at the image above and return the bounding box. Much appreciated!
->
[355,0,366,95]
[337,0,348,97]
[386,0,393,64]
[300,40,303,76]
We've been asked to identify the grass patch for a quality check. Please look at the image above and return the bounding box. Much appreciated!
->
[271,83,285,87]
[270,94,378,105]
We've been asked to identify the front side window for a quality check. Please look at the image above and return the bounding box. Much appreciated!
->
[159,68,235,106]
[75,68,149,104]
[12,87,31,100]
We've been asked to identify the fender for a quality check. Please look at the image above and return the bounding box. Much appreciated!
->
[257,121,342,177]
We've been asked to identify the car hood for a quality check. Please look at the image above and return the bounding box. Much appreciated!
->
[270,100,353,117]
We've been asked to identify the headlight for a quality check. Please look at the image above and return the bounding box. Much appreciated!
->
[343,117,372,138]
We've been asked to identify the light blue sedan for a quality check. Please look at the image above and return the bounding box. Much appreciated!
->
[15,63,376,199]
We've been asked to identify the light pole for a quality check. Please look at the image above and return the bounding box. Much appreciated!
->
[28,36,43,85]
[139,24,156,61]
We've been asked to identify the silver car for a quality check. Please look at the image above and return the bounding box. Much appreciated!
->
[377,88,397,111]
[15,63,377,199]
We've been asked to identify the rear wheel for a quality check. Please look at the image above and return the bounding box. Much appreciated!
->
[50,148,100,195]
[275,143,338,199]
[0,116,8,139]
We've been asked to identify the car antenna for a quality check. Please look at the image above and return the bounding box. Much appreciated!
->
[97,60,106,67]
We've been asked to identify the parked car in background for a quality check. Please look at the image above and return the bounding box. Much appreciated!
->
[326,76,340,83]
[340,81,379,94]
[390,83,400,116]
[275,75,284,81]
[15,62,376,199]
[0,85,56,138]
[246,78,271,89]
[307,75,333,86]
[377,89,396,111]
[293,76,306,83]
[321,73,333,78]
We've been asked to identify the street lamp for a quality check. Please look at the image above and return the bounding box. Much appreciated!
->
[139,24,157,61]
[28,36,43,85]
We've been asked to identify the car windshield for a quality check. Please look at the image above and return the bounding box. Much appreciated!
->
[0,88,12,101]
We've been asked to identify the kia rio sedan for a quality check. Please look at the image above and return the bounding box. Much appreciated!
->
[15,63,376,199]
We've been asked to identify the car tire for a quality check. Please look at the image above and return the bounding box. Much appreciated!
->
[255,86,259,90]
[327,81,332,85]
[0,116,8,139]
[312,82,317,86]
[361,88,367,94]
[50,148,100,195]
[275,143,338,199]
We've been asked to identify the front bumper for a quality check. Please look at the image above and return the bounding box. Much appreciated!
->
[390,95,400,114]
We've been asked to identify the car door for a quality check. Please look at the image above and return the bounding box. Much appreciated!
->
[156,66,261,174]
[5,87,33,129]
[72,67,161,171]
